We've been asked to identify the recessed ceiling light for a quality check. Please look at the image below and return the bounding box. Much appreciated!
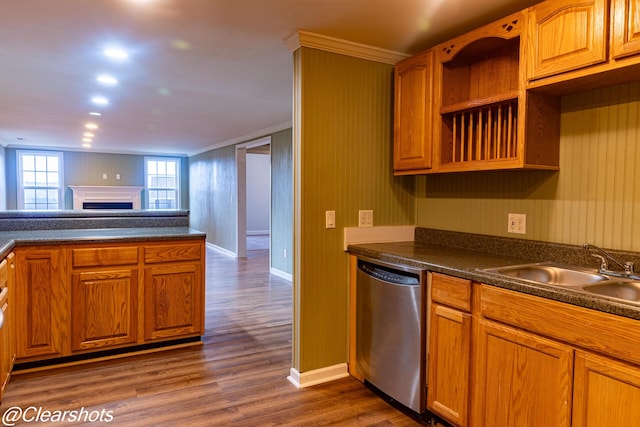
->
[89,112,102,116]
[85,123,99,130]
[82,143,92,148]
[91,96,110,106]
[83,132,95,138]
[96,74,118,85]
[82,138,93,143]
[103,48,129,60]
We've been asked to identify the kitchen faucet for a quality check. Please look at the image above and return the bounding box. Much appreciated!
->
[583,243,638,279]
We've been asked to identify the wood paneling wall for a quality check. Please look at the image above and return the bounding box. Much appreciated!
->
[417,82,640,252]
[293,47,415,372]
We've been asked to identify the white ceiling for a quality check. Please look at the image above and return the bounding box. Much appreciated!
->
[0,0,540,157]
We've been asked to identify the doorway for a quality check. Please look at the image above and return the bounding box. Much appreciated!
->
[236,136,271,259]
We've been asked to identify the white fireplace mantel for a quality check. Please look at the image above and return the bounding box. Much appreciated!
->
[69,185,144,210]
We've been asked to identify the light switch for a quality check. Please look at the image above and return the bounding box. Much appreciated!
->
[102,173,108,180]
[325,210,336,229]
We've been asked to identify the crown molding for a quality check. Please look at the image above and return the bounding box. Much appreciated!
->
[284,30,409,65]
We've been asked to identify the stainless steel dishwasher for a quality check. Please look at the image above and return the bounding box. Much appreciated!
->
[355,256,427,414]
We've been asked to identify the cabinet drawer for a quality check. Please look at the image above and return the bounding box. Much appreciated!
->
[72,246,139,268]
[0,259,6,288]
[144,243,202,264]
[431,273,472,312]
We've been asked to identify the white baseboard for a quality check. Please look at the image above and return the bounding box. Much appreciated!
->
[206,242,237,258]
[287,363,350,389]
[247,230,270,236]
[343,225,416,250]
[270,268,292,282]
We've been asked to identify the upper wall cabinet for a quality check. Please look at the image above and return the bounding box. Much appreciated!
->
[393,50,434,174]
[526,0,640,91]
[526,0,608,80]
[431,12,560,173]
[612,0,640,59]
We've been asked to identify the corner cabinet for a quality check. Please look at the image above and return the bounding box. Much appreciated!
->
[393,49,434,174]
[432,12,561,173]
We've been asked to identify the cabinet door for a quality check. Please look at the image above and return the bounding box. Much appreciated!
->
[7,253,15,370]
[472,320,573,427]
[71,269,138,351]
[394,50,434,172]
[0,288,10,399]
[427,303,471,426]
[572,351,640,426]
[612,0,640,59]
[144,264,203,341]
[15,248,66,359]
[527,0,608,80]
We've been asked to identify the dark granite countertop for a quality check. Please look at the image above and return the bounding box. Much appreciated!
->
[0,227,205,259]
[348,240,640,321]
[0,210,190,219]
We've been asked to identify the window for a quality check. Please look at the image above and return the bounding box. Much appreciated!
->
[17,151,63,210]
[145,157,180,209]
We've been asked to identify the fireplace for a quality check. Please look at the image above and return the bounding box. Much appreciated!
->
[69,186,144,210]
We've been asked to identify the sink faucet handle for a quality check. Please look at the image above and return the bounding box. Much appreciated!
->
[624,261,635,275]
[590,254,608,271]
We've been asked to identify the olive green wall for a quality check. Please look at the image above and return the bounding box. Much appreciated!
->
[271,128,293,275]
[189,145,238,252]
[4,148,188,210]
[293,47,415,372]
[417,82,640,252]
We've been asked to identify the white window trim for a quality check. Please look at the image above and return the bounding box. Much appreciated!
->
[144,156,181,210]
[16,150,64,210]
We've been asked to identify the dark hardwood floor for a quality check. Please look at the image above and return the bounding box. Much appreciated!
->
[3,243,426,426]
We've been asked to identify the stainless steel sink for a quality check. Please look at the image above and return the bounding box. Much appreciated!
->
[582,282,640,303]
[481,262,640,305]
[482,262,609,286]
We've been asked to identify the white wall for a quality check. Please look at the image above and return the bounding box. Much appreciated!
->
[246,152,270,234]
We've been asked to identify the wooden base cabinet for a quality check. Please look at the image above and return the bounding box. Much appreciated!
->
[472,319,573,427]
[427,273,472,426]
[13,238,205,365]
[572,351,640,426]
[14,247,66,360]
[0,253,16,400]
[71,268,138,351]
[144,263,203,341]
[428,304,471,426]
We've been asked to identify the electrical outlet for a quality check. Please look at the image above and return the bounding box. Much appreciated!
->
[283,248,287,258]
[358,210,373,227]
[325,210,335,229]
[508,213,526,234]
